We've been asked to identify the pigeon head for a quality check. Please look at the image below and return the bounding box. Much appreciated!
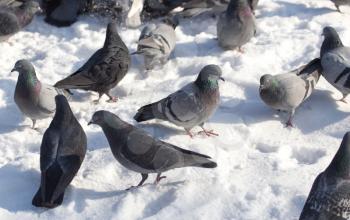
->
[321,26,344,57]
[22,1,41,14]
[325,132,350,179]
[104,22,122,47]
[11,59,38,83]
[259,74,274,90]
[195,65,224,91]
[89,110,126,129]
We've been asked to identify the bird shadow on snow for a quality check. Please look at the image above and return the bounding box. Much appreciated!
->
[0,79,27,134]
[259,1,334,19]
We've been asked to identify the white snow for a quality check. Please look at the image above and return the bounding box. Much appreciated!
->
[0,0,350,219]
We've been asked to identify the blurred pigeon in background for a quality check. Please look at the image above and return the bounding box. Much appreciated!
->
[0,0,40,41]
[259,58,322,127]
[217,0,256,52]
[132,17,177,70]
[330,0,350,12]
[12,59,65,129]
[134,65,223,137]
[32,95,87,208]
[89,110,217,188]
[54,22,130,103]
[320,26,350,103]
[299,132,350,220]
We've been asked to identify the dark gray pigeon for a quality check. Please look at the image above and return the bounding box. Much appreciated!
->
[299,132,350,220]
[41,0,87,27]
[330,0,350,12]
[12,59,65,129]
[54,22,130,103]
[32,95,87,208]
[134,65,224,137]
[259,58,322,127]
[217,0,256,52]
[320,26,350,103]
[133,18,177,70]
[88,110,217,188]
[0,0,40,41]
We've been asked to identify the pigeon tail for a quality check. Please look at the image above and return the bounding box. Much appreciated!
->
[134,103,156,122]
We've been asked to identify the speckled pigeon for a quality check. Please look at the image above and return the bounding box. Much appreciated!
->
[217,0,256,52]
[88,110,217,188]
[330,0,350,12]
[12,59,66,129]
[134,65,223,137]
[320,26,350,103]
[0,0,40,41]
[299,132,350,220]
[54,22,130,103]
[32,95,87,208]
[133,18,177,70]
[259,58,322,127]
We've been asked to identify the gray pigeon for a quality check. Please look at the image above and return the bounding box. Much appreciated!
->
[217,0,256,52]
[12,59,65,129]
[88,110,217,188]
[32,95,87,208]
[134,65,224,137]
[299,132,350,220]
[0,0,40,41]
[320,26,350,103]
[41,0,87,27]
[133,18,177,70]
[330,0,350,12]
[259,58,322,127]
[54,22,130,103]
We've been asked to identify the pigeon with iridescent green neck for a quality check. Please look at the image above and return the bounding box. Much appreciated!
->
[12,59,65,129]
[134,65,224,137]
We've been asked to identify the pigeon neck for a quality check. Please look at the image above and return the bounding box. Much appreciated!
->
[195,78,219,92]
[226,1,249,17]
[321,35,344,57]
[53,103,73,127]
[325,134,350,179]
[18,70,40,90]
[104,29,122,48]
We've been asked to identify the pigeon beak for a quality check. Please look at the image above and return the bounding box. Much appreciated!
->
[220,77,225,82]
[10,67,16,73]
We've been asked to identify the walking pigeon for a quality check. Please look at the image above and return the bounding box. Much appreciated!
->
[134,65,223,137]
[259,58,322,127]
[32,95,87,208]
[54,22,130,103]
[88,110,217,188]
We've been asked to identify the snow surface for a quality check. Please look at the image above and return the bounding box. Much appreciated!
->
[1,0,350,219]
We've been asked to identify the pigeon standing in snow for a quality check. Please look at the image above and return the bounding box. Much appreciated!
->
[41,0,87,27]
[330,0,350,12]
[133,18,177,70]
[0,0,40,41]
[259,58,322,127]
[12,60,65,129]
[134,65,223,137]
[299,132,350,220]
[320,26,350,103]
[88,110,217,188]
[217,0,256,52]
[32,95,87,208]
[54,22,130,103]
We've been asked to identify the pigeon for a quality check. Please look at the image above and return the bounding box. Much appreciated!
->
[32,95,87,208]
[12,59,66,129]
[41,0,87,27]
[259,58,322,127]
[132,18,177,70]
[134,65,223,137]
[217,0,256,52]
[0,0,40,41]
[54,22,130,103]
[88,110,217,188]
[330,0,350,12]
[320,26,350,103]
[299,132,350,220]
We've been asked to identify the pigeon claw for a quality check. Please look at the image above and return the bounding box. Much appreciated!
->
[198,129,219,137]
[106,97,118,103]
[154,175,166,185]
[285,120,294,128]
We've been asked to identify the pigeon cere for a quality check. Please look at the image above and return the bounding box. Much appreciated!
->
[1,0,350,219]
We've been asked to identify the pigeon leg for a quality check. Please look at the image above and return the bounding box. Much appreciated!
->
[31,119,36,129]
[185,129,194,138]
[198,126,219,137]
[339,94,348,103]
[335,5,342,13]
[238,47,245,53]
[153,173,166,185]
[93,93,103,104]
[106,92,118,103]
[285,110,294,127]
[126,173,148,190]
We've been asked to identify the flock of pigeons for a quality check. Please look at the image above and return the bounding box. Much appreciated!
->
[2,0,350,219]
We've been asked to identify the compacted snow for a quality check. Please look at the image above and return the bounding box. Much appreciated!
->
[0,0,350,219]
